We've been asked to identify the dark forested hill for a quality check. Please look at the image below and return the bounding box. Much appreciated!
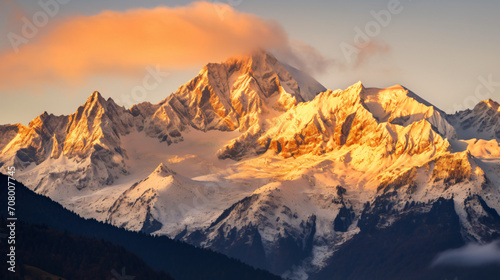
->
[0,220,174,280]
[0,173,282,280]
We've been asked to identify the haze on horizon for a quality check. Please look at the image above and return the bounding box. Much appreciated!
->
[0,0,499,125]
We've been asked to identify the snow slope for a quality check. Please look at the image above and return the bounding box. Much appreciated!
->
[449,99,500,140]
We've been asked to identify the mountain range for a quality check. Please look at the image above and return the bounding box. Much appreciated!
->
[1,50,500,279]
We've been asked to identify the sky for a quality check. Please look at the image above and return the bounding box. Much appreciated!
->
[0,0,499,125]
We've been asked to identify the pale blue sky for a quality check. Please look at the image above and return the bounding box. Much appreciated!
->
[0,0,499,124]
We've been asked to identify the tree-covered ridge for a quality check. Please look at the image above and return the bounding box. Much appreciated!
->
[0,173,282,280]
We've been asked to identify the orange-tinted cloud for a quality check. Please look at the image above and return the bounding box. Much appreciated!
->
[280,39,335,75]
[0,1,295,89]
[1,0,27,25]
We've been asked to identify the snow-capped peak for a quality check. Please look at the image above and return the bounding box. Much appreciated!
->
[87,90,104,102]
[350,80,365,91]
[81,90,123,114]
[151,50,326,135]
[361,84,457,139]
[478,99,500,112]
[218,81,452,165]
[449,98,500,140]
[153,163,176,177]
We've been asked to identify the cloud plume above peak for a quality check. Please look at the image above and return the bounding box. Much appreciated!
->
[0,1,325,89]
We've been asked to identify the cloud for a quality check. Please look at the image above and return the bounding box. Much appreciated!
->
[1,0,27,26]
[274,40,335,75]
[353,40,391,69]
[0,1,326,89]
[432,241,500,267]
[275,39,389,75]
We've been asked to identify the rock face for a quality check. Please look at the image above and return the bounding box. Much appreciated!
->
[0,50,325,193]
[449,98,500,140]
[133,51,325,137]
[163,51,318,132]
[362,85,457,139]
[1,51,500,280]
[185,192,318,275]
[311,197,467,280]
[0,92,135,192]
[238,82,453,159]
